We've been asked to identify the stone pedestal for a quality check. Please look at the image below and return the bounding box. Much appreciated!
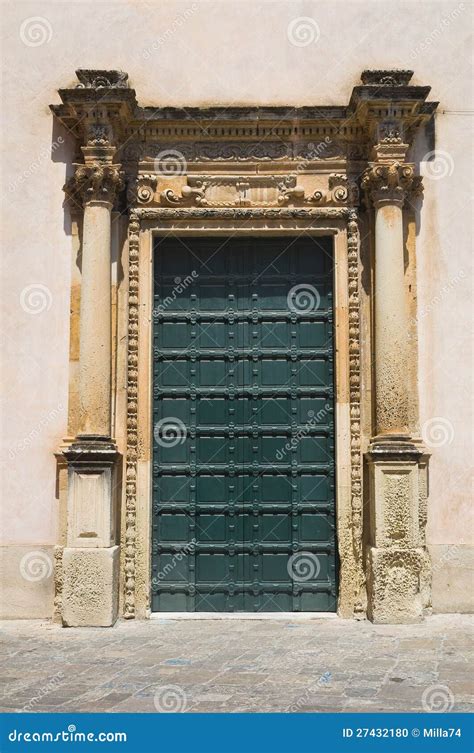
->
[366,441,429,623]
[62,439,120,627]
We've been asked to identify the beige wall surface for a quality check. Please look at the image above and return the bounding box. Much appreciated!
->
[1,0,472,612]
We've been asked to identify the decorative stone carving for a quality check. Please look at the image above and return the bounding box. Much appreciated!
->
[127,174,158,204]
[53,545,64,624]
[65,163,124,206]
[124,212,140,619]
[135,206,351,220]
[75,69,129,89]
[307,174,359,206]
[361,69,414,86]
[158,175,305,208]
[86,124,111,146]
[362,162,422,207]
[347,210,365,616]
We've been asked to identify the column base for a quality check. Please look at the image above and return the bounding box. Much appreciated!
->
[62,545,120,627]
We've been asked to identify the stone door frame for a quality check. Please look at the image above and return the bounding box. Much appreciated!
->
[125,214,363,619]
[52,68,436,625]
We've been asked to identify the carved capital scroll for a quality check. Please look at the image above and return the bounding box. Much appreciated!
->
[362,162,422,208]
[65,162,124,207]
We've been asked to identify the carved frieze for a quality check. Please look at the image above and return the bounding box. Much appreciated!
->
[158,175,306,208]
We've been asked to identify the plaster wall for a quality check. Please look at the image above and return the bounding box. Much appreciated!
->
[1,0,472,615]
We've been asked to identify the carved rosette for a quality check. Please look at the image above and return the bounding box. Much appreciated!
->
[362,162,422,208]
[65,163,124,207]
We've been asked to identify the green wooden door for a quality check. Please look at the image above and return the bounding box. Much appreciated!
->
[152,236,336,612]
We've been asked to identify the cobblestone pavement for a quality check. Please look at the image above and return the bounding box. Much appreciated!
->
[0,615,472,713]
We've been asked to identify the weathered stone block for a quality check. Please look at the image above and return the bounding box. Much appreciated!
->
[67,465,115,548]
[366,546,424,624]
[62,546,119,627]
[368,459,421,548]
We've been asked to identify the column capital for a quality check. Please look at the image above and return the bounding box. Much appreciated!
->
[362,162,423,209]
[64,158,124,208]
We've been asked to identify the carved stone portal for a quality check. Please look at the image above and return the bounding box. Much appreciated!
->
[51,68,437,625]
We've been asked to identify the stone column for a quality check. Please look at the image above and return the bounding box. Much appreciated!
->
[363,160,429,623]
[61,148,123,627]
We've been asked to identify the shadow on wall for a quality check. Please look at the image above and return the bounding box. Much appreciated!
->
[50,117,75,237]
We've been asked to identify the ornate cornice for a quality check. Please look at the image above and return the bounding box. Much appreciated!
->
[361,162,422,208]
[51,69,438,170]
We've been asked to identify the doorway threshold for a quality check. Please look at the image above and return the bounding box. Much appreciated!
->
[150,612,338,620]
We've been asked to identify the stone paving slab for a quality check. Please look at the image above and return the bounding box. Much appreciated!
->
[0,614,472,713]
